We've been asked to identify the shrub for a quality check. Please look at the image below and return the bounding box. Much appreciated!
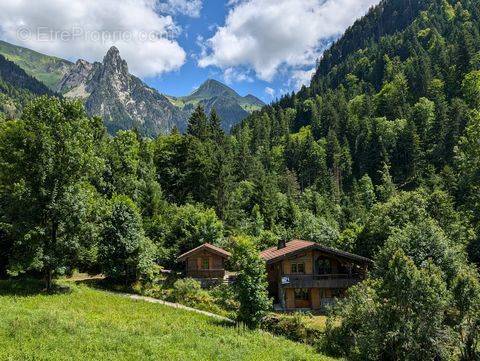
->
[262,313,323,345]
[167,278,229,316]
[170,278,201,302]
[210,284,239,313]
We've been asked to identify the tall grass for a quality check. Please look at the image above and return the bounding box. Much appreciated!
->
[0,280,337,361]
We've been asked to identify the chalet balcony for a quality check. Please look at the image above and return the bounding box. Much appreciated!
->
[186,269,226,279]
[280,273,363,289]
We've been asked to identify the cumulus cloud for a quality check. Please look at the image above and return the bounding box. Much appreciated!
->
[157,0,203,18]
[199,0,380,81]
[0,0,187,78]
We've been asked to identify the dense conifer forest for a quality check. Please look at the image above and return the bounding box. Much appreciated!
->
[1,0,480,359]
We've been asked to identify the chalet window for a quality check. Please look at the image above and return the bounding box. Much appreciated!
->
[317,259,332,274]
[291,262,305,274]
[294,288,309,301]
[338,263,350,275]
[201,258,209,270]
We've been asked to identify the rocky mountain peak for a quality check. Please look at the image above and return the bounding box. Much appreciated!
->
[105,46,120,60]
[103,46,128,74]
[75,59,91,67]
[72,59,95,75]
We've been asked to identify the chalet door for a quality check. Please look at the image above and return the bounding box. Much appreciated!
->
[294,288,311,308]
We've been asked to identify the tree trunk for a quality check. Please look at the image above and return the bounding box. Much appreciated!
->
[45,219,58,292]
[45,267,53,292]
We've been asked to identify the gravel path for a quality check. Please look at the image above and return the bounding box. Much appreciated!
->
[123,293,234,323]
[67,275,233,323]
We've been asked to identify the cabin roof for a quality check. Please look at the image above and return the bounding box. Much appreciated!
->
[260,239,372,264]
[176,243,231,262]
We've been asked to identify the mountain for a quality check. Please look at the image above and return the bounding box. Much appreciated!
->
[57,53,265,135]
[0,40,264,136]
[0,40,73,90]
[0,54,55,119]
[168,79,265,132]
[57,47,188,136]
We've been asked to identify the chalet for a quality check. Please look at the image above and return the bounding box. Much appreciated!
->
[176,243,231,283]
[260,240,371,311]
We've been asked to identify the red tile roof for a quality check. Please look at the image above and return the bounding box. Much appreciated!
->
[260,240,315,261]
[176,243,231,262]
[260,239,372,264]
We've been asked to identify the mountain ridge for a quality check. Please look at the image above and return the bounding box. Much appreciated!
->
[56,46,188,136]
[0,40,73,90]
[0,53,56,119]
[168,78,265,132]
[0,41,265,136]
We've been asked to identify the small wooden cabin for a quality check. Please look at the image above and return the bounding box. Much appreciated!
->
[176,243,231,280]
[260,240,371,311]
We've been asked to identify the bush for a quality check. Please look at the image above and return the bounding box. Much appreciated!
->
[262,313,324,348]
[170,278,201,302]
[169,278,229,316]
[210,283,239,313]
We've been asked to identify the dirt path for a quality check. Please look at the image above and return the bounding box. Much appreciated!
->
[122,293,234,323]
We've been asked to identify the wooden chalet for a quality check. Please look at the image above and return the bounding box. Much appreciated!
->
[176,243,231,282]
[260,240,372,311]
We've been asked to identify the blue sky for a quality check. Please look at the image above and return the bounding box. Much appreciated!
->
[0,0,380,103]
[146,1,280,100]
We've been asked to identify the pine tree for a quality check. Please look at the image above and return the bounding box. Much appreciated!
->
[376,162,396,202]
[209,108,224,143]
[187,105,209,140]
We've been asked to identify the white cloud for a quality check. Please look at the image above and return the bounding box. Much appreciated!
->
[265,87,275,98]
[157,0,203,18]
[0,0,187,78]
[223,67,253,84]
[199,0,379,82]
[291,68,316,90]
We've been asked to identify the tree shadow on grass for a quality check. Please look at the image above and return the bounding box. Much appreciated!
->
[74,277,132,294]
[209,318,238,329]
[0,278,71,297]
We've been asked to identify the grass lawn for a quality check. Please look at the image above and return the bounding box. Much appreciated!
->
[0,280,338,361]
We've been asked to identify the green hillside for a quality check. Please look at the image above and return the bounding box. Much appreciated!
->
[0,280,334,361]
[0,54,55,119]
[0,40,73,90]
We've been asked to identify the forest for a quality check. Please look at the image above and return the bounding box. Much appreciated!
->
[1,0,480,359]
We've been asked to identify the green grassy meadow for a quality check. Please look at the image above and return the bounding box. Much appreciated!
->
[0,280,337,361]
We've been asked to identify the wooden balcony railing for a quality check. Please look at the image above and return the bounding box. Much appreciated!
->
[280,273,362,288]
[186,269,226,279]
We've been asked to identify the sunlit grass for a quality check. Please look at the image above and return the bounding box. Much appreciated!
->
[305,315,328,331]
[0,280,338,361]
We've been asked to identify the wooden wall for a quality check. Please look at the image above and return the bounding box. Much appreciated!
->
[281,251,314,274]
[284,288,334,310]
[311,288,321,309]
[285,288,295,309]
[186,250,224,271]
[280,250,350,275]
